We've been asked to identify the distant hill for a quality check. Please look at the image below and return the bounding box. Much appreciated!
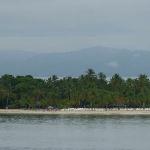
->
[0,47,150,77]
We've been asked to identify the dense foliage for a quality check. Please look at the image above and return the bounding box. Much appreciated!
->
[0,69,150,109]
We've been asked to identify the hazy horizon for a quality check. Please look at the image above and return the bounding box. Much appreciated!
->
[0,0,150,76]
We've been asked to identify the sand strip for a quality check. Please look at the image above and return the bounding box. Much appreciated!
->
[0,109,150,115]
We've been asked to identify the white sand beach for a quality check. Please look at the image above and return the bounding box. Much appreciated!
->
[1,108,150,115]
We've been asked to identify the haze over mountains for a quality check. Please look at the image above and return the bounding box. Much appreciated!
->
[0,46,150,77]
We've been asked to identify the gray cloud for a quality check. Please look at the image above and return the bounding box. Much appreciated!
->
[0,0,150,52]
[107,61,119,68]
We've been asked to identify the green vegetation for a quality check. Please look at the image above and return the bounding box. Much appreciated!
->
[0,69,150,109]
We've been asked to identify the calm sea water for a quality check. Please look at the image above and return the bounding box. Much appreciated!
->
[0,115,150,150]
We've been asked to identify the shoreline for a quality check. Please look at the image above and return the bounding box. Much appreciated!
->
[1,108,150,115]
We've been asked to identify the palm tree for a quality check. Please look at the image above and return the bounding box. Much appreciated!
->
[86,68,96,79]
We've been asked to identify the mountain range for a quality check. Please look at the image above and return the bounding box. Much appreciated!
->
[0,46,150,77]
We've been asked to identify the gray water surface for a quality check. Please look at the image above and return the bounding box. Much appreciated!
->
[0,115,150,150]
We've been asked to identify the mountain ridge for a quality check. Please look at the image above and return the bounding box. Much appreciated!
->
[0,46,150,77]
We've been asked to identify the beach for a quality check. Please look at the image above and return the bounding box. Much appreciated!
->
[1,108,150,115]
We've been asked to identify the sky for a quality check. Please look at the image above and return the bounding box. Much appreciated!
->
[0,0,150,52]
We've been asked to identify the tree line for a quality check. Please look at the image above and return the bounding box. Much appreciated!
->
[0,69,150,109]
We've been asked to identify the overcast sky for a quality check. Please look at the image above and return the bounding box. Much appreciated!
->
[0,0,150,52]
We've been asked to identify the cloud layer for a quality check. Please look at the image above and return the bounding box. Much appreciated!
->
[0,0,150,52]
